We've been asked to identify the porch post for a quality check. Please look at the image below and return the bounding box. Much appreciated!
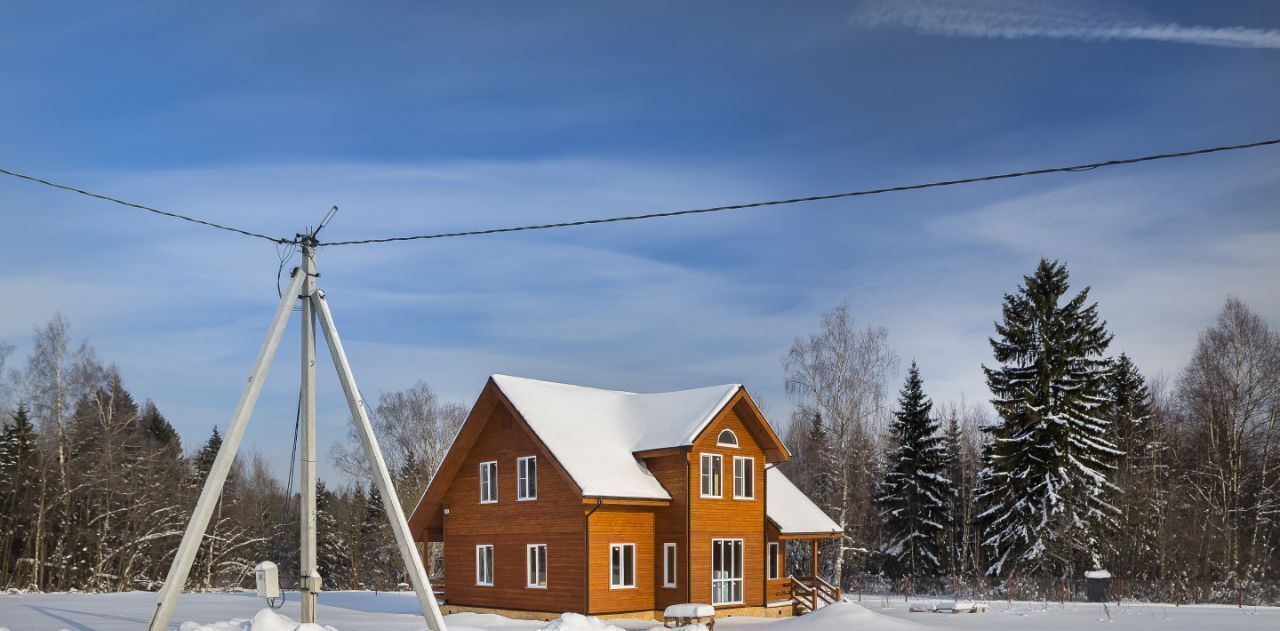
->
[810,539,818,611]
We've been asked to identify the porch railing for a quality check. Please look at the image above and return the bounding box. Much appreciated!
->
[791,575,840,614]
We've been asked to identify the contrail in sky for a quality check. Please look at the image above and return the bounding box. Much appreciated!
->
[854,0,1280,49]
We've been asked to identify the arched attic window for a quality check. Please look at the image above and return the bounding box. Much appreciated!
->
[716,429,739,448]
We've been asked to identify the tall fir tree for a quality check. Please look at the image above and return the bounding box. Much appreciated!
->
[1103,353,1164,578]
[875,362,953,581]
[360,481,396,589]
[0,404,39,583]
[193,426,222,483]
[806,410,835,514]
[315,480,351,589]
[976,258,1121,577]
[942,414,967,578]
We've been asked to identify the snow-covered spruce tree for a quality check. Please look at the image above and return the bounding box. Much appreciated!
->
[1103,354,1164,579]
[875,362,953,582]
[976,258,1121,578]
[0,404,39,587]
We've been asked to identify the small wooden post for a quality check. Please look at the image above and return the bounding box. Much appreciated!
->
[857,574,863,603]
[1175,581,1182,607]
[1007,575,1013,604]
[810,539,819,612]
[1057,579,1065,606]
[1238,585,1244,608]
[904,577,911,602]
[1116,577,1122,606]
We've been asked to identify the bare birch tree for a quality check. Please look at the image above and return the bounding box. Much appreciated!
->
[784,302,897,588]
[1176,297,1280,589]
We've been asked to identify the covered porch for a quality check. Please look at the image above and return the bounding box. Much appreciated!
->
[765,467,844,615]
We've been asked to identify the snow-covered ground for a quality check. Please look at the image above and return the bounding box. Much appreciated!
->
[1,591,1277,631]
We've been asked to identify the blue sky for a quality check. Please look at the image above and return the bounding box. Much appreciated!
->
[2,0,1278,483]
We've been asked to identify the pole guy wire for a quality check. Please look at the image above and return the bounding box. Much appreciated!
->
[317,137,1280,246]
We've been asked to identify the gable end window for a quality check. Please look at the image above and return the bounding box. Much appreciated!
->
[527,544,547,588]
[609,543,636,588]
[517,455,538,500]
[716,429,739,447]
[479,461,498,504]
[476,544,494,586]
[733,456,755,499]
[700,454,723,498]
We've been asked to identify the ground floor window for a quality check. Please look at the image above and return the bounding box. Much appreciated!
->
[767,542,780,580]
[663,543,677,587]
[711,538,743,604]
[527,544,547,588]
[610,543,635,588]
[476,544,494,586]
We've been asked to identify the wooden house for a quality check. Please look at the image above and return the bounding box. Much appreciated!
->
[408,375,841,620]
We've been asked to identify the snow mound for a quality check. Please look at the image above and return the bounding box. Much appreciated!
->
[539,612,625,631]
[180,608,341,631]
[771,602,925,631]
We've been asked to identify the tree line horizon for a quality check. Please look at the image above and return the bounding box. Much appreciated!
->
[0,258,1276,605]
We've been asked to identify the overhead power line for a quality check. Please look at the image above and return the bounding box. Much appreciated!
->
[317,137,1280,246]
[0,166,292,244]
[1,137,1277,247]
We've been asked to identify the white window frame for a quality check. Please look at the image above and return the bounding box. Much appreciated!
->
[517,455,537,501]
[716,429,739,447]
[609,543,636,589]
[733,456,755,500]
[476,544,494,586]
[526,543,547,588]
[711,538,744,605]
[663,542,678,588]
[767,542,780,580]
[479,461,498,504]
[700,453,723,498]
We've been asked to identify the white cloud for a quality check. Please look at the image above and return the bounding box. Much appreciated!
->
[854,0,1280,49]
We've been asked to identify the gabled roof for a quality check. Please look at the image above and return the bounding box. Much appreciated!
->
[767,466,842,536]
[409,374,792,541]
[491,374,742,499]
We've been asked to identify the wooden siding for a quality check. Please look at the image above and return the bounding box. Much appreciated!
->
[644,452,690,610]
[442,404,586,613]
[586,505,655,615]
[765,521,790,603]
[687,403,768,609]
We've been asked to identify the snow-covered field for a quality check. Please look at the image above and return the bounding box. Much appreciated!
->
[0,591,1277,631]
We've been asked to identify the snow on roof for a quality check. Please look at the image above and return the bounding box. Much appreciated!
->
[767,467,841,535]
[492,374,740,499]
[1084,570,1112,579]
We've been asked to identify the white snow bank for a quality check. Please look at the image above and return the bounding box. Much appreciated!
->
[733,602,924,631]
[1084,569,1112,579]
[180,608,340,631]
[663,603,715,618]
[539,612,626,631]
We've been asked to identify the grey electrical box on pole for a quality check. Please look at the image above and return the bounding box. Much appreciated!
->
[255,561,281,600]
[145,216,447,631]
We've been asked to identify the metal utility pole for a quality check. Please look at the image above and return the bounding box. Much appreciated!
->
[299,237,320,622]
[146,210,446,631]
